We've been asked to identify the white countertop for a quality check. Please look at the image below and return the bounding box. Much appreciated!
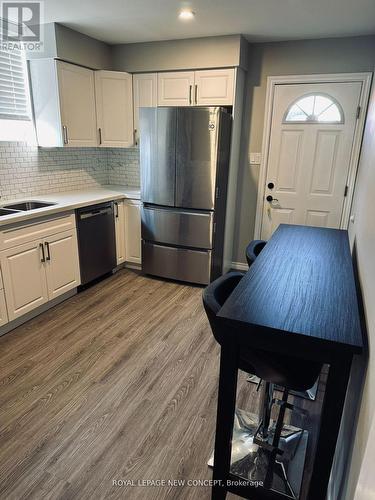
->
[0,185,141,227]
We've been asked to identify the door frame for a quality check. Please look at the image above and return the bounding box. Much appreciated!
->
[254,72,373,239]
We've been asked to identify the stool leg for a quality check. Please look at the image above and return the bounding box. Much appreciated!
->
[264,389,290,490]
[272,388,289,450]
[212,344,239,500]
[259,382,274,439]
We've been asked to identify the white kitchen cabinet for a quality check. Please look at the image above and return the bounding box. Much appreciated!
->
[95,70,134,147]
[0,213,76,250]
[157,69,235,107]
[44,230,81,300]
[0,274,8,326]
[57,61,98,147]
[0,290,8,327]
[133,73,158,144]
[125,200,141,265]
[29,59,98,147]
[0,214,81,322]
[114,200,126,265]
[194,69,235,106]
[1,240,49,320]
[158,72,195,106]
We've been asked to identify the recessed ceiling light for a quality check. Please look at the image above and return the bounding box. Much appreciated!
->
[178,9,195,20]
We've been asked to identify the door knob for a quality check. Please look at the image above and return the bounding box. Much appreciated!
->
[267,182,274,189]
[266,195,279,203]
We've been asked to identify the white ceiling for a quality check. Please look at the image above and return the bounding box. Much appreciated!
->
[43,0,375,45]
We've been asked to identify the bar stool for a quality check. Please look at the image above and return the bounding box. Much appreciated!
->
[245,239,267,267]
[203,273,323,499]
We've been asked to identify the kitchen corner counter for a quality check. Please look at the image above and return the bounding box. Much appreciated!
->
[0,185,141,227]
[102,185,141,200]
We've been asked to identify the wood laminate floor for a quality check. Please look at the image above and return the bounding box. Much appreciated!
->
[0,269,323,500]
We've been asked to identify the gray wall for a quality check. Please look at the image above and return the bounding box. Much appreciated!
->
[112,34,247,72]
[27,23,113,70]
[55,24,112,70]
[233,35,375,264]
[346,73,375,500]
[25,26,375,270]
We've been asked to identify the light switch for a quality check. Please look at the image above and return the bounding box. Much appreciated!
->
[249,152,262,165]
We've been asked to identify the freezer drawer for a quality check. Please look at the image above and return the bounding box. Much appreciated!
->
[142,206,213,249]
[142,241,211,285]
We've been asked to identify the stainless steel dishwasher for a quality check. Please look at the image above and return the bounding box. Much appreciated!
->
[76,202,116,285]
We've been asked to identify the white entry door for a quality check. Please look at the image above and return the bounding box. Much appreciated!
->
[261,81,362,240]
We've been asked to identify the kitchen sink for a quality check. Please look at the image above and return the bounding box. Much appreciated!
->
[0,208,19,216]
[2,201,56,211]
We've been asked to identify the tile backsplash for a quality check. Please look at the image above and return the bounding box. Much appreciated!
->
[0,142,141,201]
[107,148,140,187]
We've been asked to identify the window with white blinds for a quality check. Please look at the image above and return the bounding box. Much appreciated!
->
[0,24,30,121]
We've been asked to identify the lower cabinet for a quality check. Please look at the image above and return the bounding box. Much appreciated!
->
[1,239,49,320]
[124,199,142,265]
[0,289,8,326]
[0,200,141,327]
[114,200,126,265]
[44,230,81,300]
[114,199,142,267]
[0,227,80,321]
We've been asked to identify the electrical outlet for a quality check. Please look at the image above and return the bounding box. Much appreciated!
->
[249,152,262,165]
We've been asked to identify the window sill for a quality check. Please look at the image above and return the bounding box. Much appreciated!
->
[0,119,36,144]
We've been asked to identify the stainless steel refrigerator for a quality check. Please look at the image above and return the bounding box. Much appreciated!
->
[140,106,232,285]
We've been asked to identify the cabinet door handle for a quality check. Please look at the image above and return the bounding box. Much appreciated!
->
[195,84,198,105]
[189,85,192,105]
[62,125,68,144]
[114,202,119,218]
[45,241,51,261]
[134,129,138,146]
[98,127,102,145]
[40,242,45,263]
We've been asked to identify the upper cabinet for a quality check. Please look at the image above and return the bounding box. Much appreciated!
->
[57,61,98,147]
[29,60,134,148]
[158,72,195,106]
[29,59,98,147]
[95,70,134,147]
[157,69,235,107]
[194,69,235,106]
[133,73,158,145]
[29,60,236,148]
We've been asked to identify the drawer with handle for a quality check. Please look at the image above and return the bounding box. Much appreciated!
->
[142,241,211,285]
[0,213,76,251]
[142,205,213,249]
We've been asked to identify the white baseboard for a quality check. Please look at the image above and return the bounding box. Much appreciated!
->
[231,261,248,271]
[113,262,142,272]
[125,262,142,271]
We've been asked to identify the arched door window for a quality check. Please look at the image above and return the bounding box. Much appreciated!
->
[284,94,344,124]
